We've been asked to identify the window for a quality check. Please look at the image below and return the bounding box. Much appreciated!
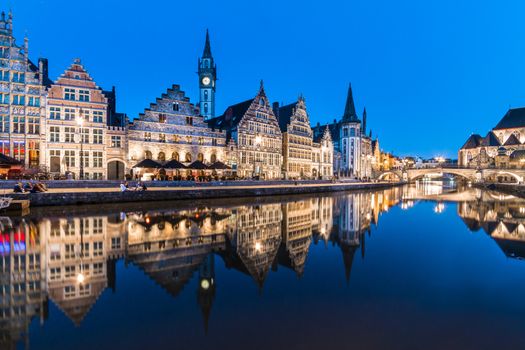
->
[50,267,61,280]
[211,154,217,163]
[212,138,217,146]
[12,72,25,83]
[93,129,103,144]
[158,152,166,161]
[78,89,90,101]
[93,242,103,257]
[64,127,75,143]
[65,244,75,259]
[92,172,103,179]
[204,103,208,114]
[50,107,61,120]
[82,129,89,143]
[28,96,40,106]
[64,108,75,120]
[12,116,25,133]
[93,151,103,167]
[0,70,8,81]
[111,237,121,249]
[64,286,76,298]
[173,135,180,143]
[173,103,179,112]
[93,111,103,123]
[81,150,90,167]
[65,150,75,167]
[198,137,204,145]
[172,152,179,161]
[65,265,76,278]
[159,114,167,123]
[65,88,76,100]
[111,136,121,148]
[145,132,151,141]
[79,284,91,296]
[159,133,166,143]
[204,90,208,100]
[145,151,152,159]
[185,153,192,162]
[93,262,104,275]
[12,95,25,105]
[0,93,8,104]
[186,117,193,125]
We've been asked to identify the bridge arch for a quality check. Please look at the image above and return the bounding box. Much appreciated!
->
[378,171,402,181]
[484,170,523,183]
[407,168,476,182]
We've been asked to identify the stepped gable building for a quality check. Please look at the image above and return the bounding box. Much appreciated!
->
[208,82,283,179]
[128,84,227,178]
[198,30,217,121]
[45,59,126,180]
[458,107,525,169]
[274,96,314,179]
[0,11,48,168]
[312,84,374,179]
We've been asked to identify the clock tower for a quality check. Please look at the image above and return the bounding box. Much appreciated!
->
[198,29,217,120]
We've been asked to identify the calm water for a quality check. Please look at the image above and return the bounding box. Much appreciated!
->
[3,183,525,349]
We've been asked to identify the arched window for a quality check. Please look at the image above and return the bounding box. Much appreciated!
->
[204,103,208,114]
[211,154,217,163]
[158,152,166,161]
[204,90,208,100]
[145,151,152,160]
[198,153,204,162]
[205,60,209,68]
[172,152,179,161]
[185,153,192,162]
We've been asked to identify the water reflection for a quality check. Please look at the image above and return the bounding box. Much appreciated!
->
[4,183,525,348]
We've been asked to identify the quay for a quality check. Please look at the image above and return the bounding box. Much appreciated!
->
[6,180,404,207]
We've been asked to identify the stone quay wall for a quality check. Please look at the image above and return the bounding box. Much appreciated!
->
[8,181,405,207]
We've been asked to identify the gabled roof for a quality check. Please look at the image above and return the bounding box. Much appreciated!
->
[202,29,213,59]
[276,102,297,132]
[481,131,501,147]
[504,134,521,146]
[460,134,483,149]
[494,107,525,130]
[207,98,253,135]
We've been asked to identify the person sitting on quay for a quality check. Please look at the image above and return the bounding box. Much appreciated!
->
[23,182,33,192]
[136,181,147,191]
[120,182,127,192]
[30,182,46,193]
[13,182,24,193]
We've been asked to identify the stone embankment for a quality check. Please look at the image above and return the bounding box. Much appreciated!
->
[475,183,525,198]
[6,180,405,207]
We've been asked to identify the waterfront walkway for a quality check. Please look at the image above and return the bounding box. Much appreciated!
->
[7,180,404,207]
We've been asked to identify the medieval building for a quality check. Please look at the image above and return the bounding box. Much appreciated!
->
[0,11,48,168]
[128,84,227,179]
[458,107,525,169]
[198,30,217,121]
[208,82,283,179]
[312,84,375,179]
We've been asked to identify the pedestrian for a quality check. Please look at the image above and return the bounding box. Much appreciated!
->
[13,182,24,193]
[119,182,127,192]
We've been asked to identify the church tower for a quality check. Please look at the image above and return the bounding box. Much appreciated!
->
[340,83,362,177]
[198,29,217,120]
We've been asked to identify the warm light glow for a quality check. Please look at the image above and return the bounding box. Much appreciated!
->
[145,217,151,224]
[76,116,84,127]
[254,242,262,252]
[255,136,262,145]
[434,202,445,214]
[77,272,85,284]
[201,279,210,290]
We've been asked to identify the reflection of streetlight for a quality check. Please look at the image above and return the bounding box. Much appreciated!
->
[434,202,445,214]
[77,116,85,180]
[254,242,262,252]
[77,272,85,284]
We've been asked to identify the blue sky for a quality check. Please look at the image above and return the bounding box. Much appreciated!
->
[7,0,525,158]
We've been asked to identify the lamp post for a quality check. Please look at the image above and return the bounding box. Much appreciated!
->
[77,116,84,180]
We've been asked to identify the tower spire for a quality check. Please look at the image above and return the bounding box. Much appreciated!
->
[362,107,367,134]
[342,83,358,122]
[202,29,212,58]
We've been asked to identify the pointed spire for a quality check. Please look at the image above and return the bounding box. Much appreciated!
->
[342,83,358,122]
[362,107,367,134]
[202,29,212,58]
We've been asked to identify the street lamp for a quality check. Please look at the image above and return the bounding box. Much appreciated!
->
[253,135,262,178]
[77,116,84,180]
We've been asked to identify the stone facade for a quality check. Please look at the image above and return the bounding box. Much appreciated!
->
[128,84,227,179]
[312,126,334,179]
[0,12,47,168]
[208,82,283,179]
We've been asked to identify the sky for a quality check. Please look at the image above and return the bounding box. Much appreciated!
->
[6,0,525,158]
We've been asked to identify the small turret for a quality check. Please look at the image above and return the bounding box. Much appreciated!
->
[362,107,367,135]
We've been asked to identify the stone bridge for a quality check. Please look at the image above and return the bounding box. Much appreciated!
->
[377,167,525,183]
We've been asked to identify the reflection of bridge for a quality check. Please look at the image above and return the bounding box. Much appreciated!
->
[378,167,525,183]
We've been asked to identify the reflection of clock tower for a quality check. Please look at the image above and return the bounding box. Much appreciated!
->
[198,29,217,120]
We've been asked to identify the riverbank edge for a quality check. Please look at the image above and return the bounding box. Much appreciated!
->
[473,183,525,198]
[9,181,406,207]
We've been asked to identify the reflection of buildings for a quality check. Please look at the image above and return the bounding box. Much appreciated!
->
[0,188,401,345]
[458,195,525,259]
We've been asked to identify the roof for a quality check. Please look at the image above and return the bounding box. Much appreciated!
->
[342,83,359,122]
[276,102,296,132]
[202,29,212,59]
[504,134,521,146]
[481,131,501,147]
[460,134,483,149]
[510,149,525,160]
[207,99,253,140]
[494,107,525,130]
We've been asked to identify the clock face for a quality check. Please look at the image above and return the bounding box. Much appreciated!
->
[202,77,211,86]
